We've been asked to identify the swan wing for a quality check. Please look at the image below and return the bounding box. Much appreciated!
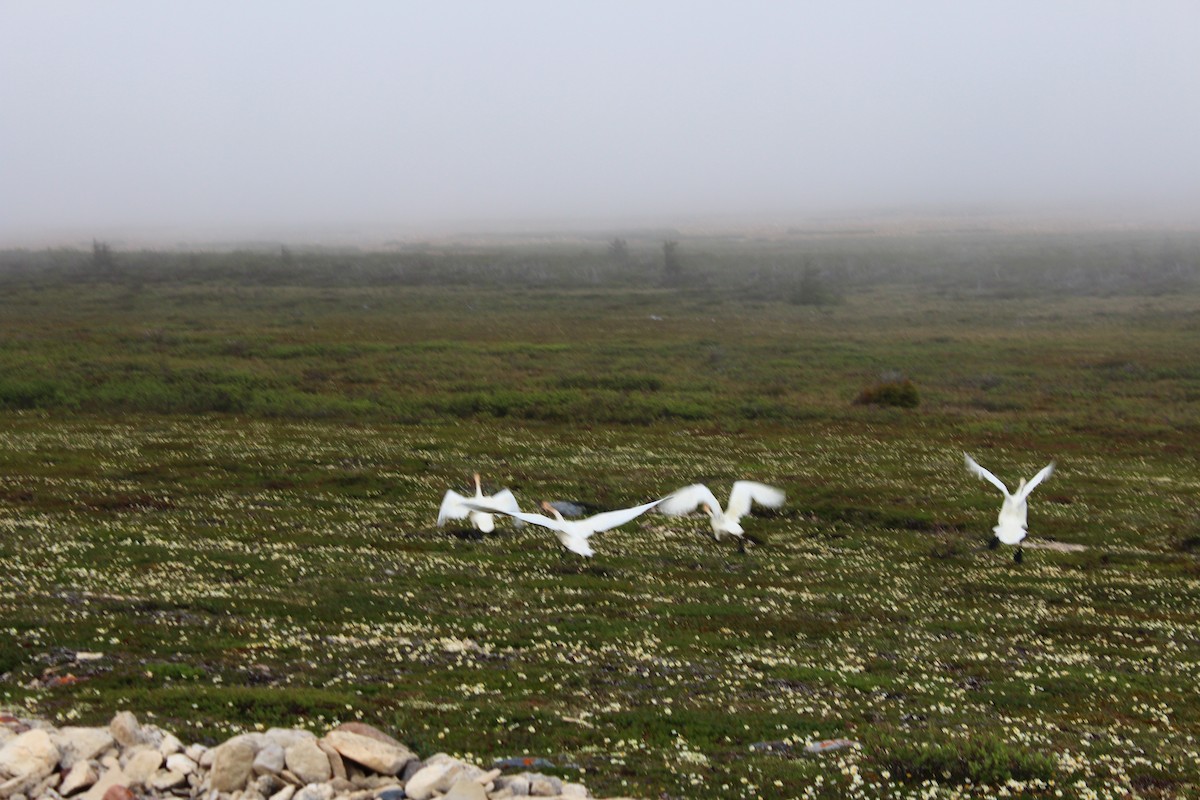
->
[726,481,785,521]
[486,488,526,527]
[658,484,721,516]
[437,489,471,526]
[1016,461,1056,502]
[964,453,1009,495]
[461,500,562,532]
[584,498,665,534]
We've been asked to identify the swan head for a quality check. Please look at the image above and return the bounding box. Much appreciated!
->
[541,500,565,522]
[473,473,483,496]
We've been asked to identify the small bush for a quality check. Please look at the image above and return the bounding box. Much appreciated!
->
[855,378,920,408]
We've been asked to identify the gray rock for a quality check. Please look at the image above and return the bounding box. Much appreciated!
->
[52,727,114,770]
[210,740,257,792]
[255,773,284,796]
[529,774,563,796]
[268,785,297,800]
[493,775,529,796]
[284,738,331,785]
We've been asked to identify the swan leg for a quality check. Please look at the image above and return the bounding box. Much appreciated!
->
[1014,547,1024,564]
[736,537,747,555]
[987,536,1000,550]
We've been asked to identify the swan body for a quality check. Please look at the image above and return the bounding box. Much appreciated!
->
[964,453,1055,560]
[437,473,523,533]
[463,497,663,557]
[659,481,785,540]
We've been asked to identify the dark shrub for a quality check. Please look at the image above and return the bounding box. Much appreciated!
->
[855,378,920,408]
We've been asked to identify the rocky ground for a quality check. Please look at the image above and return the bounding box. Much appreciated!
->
[0,711,631,800]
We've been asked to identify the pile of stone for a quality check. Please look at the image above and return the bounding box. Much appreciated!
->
[0,712,631,800]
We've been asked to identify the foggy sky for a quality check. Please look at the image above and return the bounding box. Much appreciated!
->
[2,1,1199,244]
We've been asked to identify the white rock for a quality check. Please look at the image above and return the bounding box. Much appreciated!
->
[264,729,316,749]
[151,769,187,791]
[321,730,415,776]
[283,738,331,785]
[165,752,197,775]
[253,742,286,776]
[52,727,114,770]
[293,782,334,800]
[561,782,590,798]
[122,747,163,786]
[210,740,257,793]
[108,711,144,748]
[316,740,345,780]
[158,732,183,756]
[0,728,60,781]
[268,786,297,800]
[185,743,208,764]
[80,765,128,800]
[405,762,456,800]
[442,776,488,800]
[58,760,98,795]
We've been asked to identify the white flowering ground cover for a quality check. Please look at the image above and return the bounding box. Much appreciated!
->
[1,237,1199,798]
[2,416,1197,799]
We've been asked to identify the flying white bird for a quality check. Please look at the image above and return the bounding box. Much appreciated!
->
[658,481,785,550]
[462,497,663,557]
[437,473,524,533]
[963,453,1056,563]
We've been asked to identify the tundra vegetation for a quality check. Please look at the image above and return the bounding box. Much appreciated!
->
[1,229,1199,798]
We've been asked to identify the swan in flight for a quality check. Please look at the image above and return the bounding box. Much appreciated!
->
[462,498,663,557]
[658,482,785,549]
[964,453,1055,563]
[437,473,524,533]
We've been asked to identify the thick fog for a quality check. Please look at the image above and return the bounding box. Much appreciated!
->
[2,1,1199,245]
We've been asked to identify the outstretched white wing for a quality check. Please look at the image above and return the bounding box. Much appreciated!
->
[658,484,722,516]
[461,500,563,532]
[583,498,664,535]
[964,453,1009,495]
[437,489,471,526]
[1016,461,1056,502]
[726,481,785,521]
[486,488,526,527]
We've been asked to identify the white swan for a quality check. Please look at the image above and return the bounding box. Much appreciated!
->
[964,453,1055,562]
[462,497,663,557]
[658,482,785,548]
[437,473,524,533]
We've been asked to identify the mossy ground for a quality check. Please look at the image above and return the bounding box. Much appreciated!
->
[1,233,1198,798]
